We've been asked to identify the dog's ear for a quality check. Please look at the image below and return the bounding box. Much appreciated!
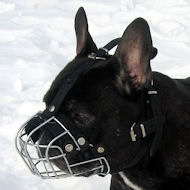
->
[115,18,155,93]
[75,7,97,56]
[151,47,158,59]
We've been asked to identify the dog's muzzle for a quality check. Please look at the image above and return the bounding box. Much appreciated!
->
[15,111,110,179]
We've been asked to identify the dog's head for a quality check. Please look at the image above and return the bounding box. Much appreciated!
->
[19,7,158,178]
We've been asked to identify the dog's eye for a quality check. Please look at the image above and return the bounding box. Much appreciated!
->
[64,100,95,127]
[71,111,95,127]
[64,99,77,111]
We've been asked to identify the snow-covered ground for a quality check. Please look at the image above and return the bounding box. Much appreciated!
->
[0,0,190,190]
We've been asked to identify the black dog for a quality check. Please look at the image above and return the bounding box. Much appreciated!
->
[34,7,190,190]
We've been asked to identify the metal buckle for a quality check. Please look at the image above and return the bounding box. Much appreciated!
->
[88,53,96,60]
[88,53,107,60]
[140,124,146,138]
[130,123,146,142]
[148,90,158,95]
[130,123,137,141]
[148,79,158,95]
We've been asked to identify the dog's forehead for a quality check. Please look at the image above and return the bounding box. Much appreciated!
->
[64,62,113,101]
[43,57,112,106]
[43,58,85,105]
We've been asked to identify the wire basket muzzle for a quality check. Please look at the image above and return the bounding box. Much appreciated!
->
[15,112,110,179]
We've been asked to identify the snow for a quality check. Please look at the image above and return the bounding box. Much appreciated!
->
[0,0,190,190]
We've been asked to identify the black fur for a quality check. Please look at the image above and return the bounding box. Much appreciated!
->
[42,7,190,190]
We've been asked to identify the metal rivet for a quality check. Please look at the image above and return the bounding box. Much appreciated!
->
[65,144,74,152]
[49,105,55,112]
[97,146,105,153]
[77,137,86,146]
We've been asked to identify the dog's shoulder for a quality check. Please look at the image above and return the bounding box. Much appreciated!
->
[153,72,190,101]
[152,71,190,130]
[174,77,190,100]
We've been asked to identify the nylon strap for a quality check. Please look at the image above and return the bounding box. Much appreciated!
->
[148,85,165,157]
[122,84,165,169]
[103,38,121,51]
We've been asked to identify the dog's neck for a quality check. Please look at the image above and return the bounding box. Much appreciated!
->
[117,73,190,189]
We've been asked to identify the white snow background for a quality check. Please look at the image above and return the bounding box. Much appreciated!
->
[0,0,190,189]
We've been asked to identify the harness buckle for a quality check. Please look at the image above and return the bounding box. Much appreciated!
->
[148,80,158,95]
[88,53,107,60]
[130,123,146,142]
[88,53,96,60]
[130,123,137,141]
[148,90,158,95]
